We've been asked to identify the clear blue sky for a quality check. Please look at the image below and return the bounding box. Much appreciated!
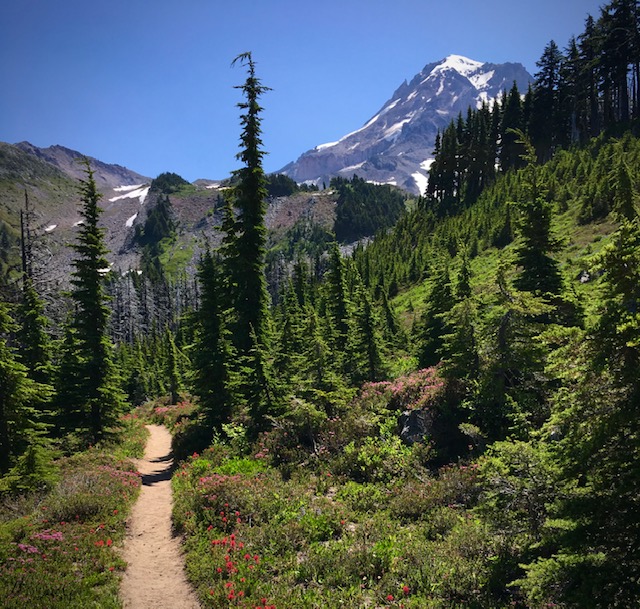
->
[0,0,605,182]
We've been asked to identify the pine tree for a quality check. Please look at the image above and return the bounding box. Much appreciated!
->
[529,40,565,161]
[511,132,563,298]
[57,160,124,442]
[164,327,182,405]
[227,52,271,356]
[499,83,525,172]
[414,263,452,368]
[17,277,52,386]
[191,250,234,431]
[0,302,48,473]
[351,283,386,382]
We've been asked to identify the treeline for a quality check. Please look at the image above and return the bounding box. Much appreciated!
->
[428,0,640,215]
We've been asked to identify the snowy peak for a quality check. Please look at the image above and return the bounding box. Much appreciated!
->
[281,55,532,194]
[433,54,484,78]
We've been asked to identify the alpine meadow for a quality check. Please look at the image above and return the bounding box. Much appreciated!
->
[3,2,640,608]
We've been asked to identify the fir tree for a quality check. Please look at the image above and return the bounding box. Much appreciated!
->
[57,160,124,442]
[0,302,48,473]
[191,250,234,432]
[227,52,272,356]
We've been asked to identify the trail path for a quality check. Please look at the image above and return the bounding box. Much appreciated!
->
[120,424,200,609]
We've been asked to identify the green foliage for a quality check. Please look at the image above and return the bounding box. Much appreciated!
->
[332,175,407,242]
[0,424,143,609]
[55,161,125,443]
[0,302,50,474]
[150,171,190,194]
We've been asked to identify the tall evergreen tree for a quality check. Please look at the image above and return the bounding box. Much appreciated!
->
[414,263,452,368]
[227,52,271,356]
[0,302,47,473]
[529,40,565,161]
[511,132,563,298]
[57,161,124,442]
[499,82,525,172]
[191,250,234,431]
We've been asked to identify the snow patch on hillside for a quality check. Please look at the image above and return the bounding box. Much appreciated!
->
[114,184,144,192]
[125,213,138,228]
[412,171,429,196]
[109,185,150,204]
[384,116,412,140]
[44,224,57,232]
[470,69,494,90]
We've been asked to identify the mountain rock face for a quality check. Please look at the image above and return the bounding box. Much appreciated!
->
[14,142,149,191]
[281,55,532,195]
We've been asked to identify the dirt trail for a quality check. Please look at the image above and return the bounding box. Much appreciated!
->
[120,424,200,609]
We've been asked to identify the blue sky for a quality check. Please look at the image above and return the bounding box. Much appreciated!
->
[1,0,605,182]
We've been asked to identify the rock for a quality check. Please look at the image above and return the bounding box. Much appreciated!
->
[398,408,432,445]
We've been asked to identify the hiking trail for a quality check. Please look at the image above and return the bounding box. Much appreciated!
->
[120,424,200,609]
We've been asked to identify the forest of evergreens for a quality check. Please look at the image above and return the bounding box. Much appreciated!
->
[2,2,640,607]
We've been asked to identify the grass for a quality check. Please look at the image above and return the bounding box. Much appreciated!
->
[0,415,147,609]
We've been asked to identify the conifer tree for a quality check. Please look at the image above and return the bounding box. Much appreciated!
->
[57,160,124,442]
[351,283,386,382]
[227,52,271,356]
[191,250,234,431]
[325,241,351,344]
[499,83,525,172]
[511,132,563,298]
[414,263,452,368]
[0,302,48,473]
[165,327,182,405]
[17,277,52,386]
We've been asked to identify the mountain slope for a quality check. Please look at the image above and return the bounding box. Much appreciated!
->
[281,55,532,194]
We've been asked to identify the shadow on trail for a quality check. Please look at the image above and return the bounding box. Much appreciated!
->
[141,452,177,486]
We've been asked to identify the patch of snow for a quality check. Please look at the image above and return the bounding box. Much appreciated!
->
[436,75,446,96]
[347,142,361,151]
[436,109,449,116]
[108,185,150,205]
[339,162,366,173]
[98,265,112,275]
[114,183,144,192]
[407,91,418,102]
[421,159,435,172]
[125,213,138,228]
[469,69,494,90]
[316,141,339,151]
[380,98,401,114]
[44,224,57,232]
[476,92,491,107]
[384,117,412,139]
[73,220,84,227]
[412,171,429,196]
[435,55,484,78]
[367,179,397,187]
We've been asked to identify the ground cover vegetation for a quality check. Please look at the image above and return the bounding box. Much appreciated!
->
[1,2,640,606]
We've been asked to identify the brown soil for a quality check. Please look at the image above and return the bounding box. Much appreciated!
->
[120,425,200,609]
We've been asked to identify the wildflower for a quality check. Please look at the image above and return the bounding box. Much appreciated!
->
[402,584,410,595]
[387,594,394,601]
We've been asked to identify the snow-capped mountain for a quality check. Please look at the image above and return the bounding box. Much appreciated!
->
[280,55,533,195]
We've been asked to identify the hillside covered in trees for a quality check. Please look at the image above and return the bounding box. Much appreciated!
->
[2,2,640,607]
